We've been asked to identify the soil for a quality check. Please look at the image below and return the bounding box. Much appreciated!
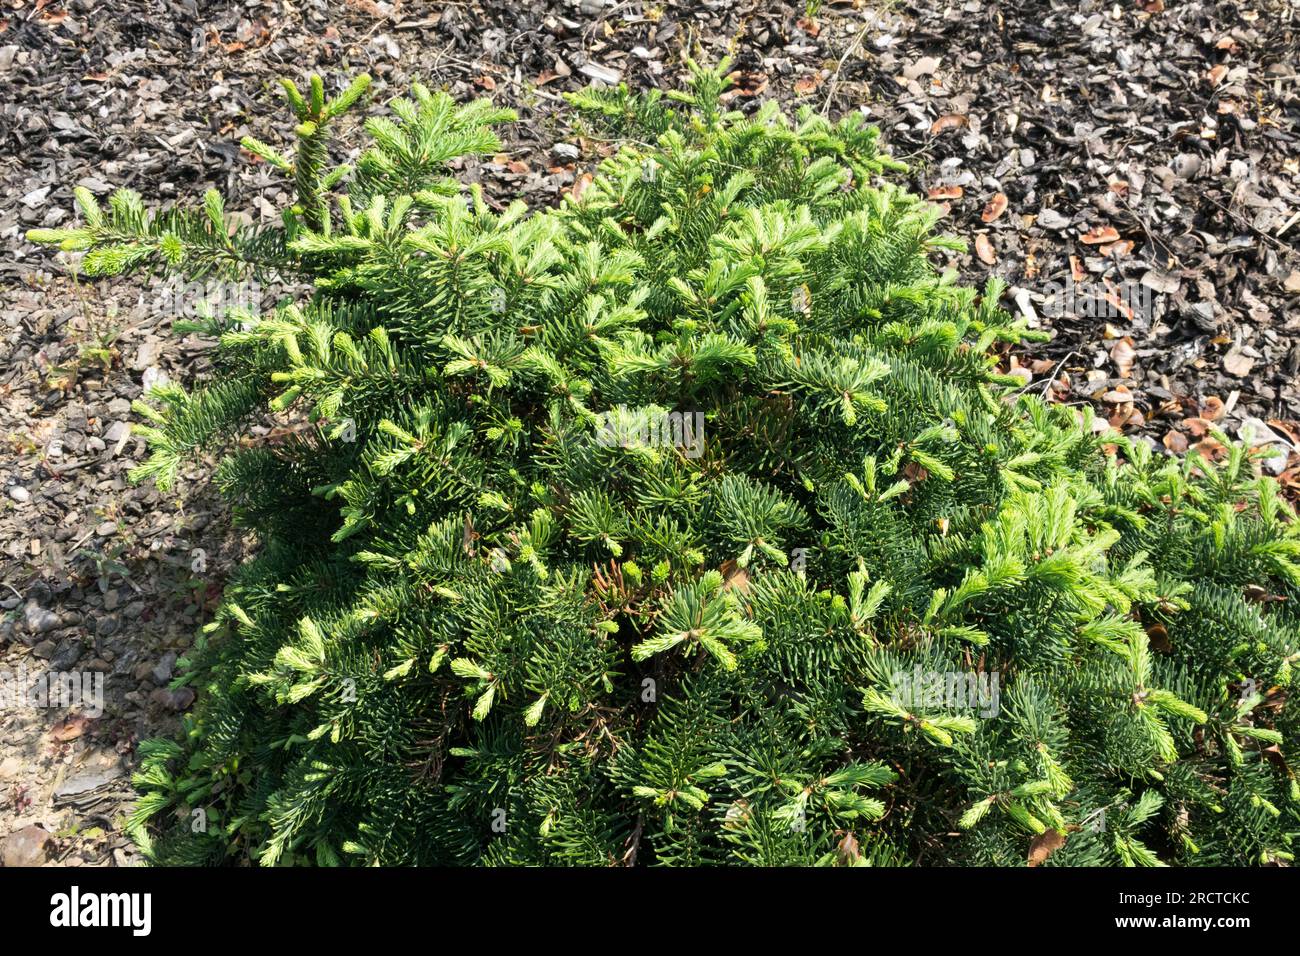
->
[1,0,1297,865]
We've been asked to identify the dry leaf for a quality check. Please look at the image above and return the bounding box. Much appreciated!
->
[1201,395,1226,420]
[1206,64,1228,87]
[1193,437,1228,462]
[1110,337,1136,377]
[725,71,769,98]
[1162,429,1189,453]
[720,559,751,593]
[1109,405,1142,429]
[1027,829,1067,867]
[793,75,821,96]
[930,114,969,135]
[974,233,997,265]
[49,715,92,742]
[1081,225,1121,245]
[1283,272,1300,294]
[837,831,861,864]
[570,172,594,203]
[928,185,964,200]
[981,192,1008,223]
[1267,419,1300,445]
[1147,622,1173,652]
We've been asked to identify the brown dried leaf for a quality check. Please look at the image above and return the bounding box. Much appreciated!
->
[1081,225,1121,245]
[1147,622,1173,652]
[1201,396,1226,421]
[1193,437,1228,462]
[1162,429,1189,453]
[981,192,1008,223]
[1027,829,1067,867]
[928,184,964,200]
[1110,337,1136,377]
[793,74,821,96]
[720,559,751,593]
[974,233,997,265]
[570,172,594,203]
[49,715,92,742]
[930,114,969,135]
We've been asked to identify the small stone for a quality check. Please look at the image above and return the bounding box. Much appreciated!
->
[20,186,50,209]
[24,602,60,635]
[152,651,178,684]
[149,686,196,711]
[54,768,123,801]
[95,521,117,537]
[131,339,162,372]
[7,485,30,503]
[141,366,170,392]
[1037,208,1070,231]
[2,825,54,867]
[51,639,83,671]
[32,639,57,659]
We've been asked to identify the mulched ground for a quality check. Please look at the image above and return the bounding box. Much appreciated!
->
[0,0,1297,866]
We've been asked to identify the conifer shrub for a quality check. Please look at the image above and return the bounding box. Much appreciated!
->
[30,63,1300,867]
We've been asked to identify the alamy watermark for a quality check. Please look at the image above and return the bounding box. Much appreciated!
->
[594,406,705,459]
[50,886,151,936]
[0,664,104,718]
[890,667,1000,719]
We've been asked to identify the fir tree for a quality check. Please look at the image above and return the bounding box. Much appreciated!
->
[31,61,1300,867]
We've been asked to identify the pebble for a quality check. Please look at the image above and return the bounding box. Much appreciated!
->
[149,686,195,711]
[24,602,60,635]
[7,485,29,503]
[1,825,53,867]
[152,650,177,684]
